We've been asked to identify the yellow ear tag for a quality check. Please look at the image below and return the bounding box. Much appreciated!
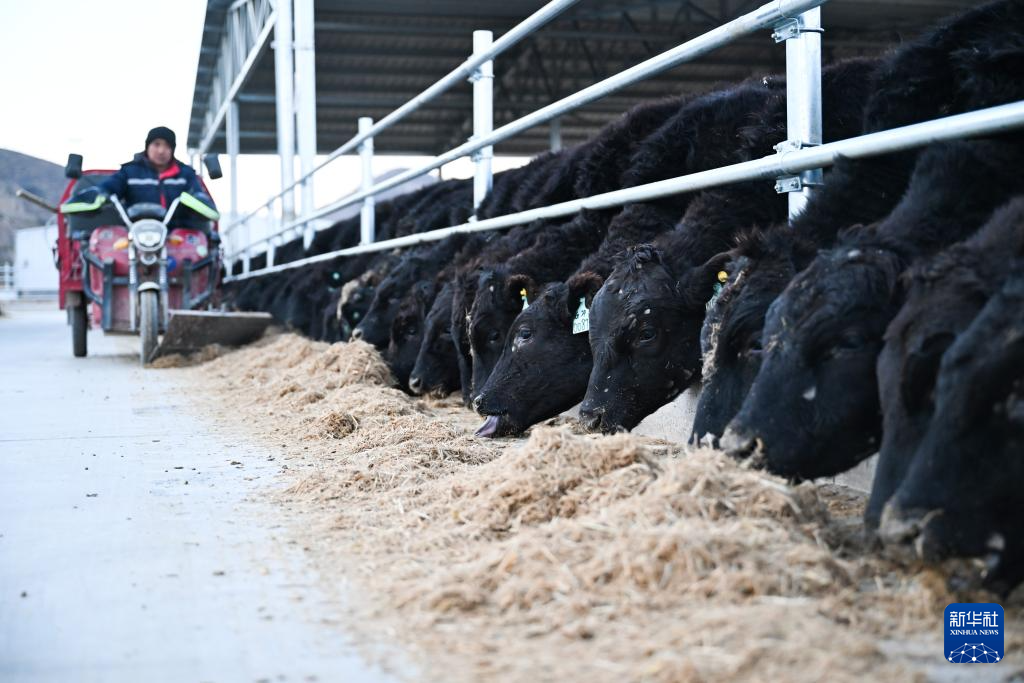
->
[717,270,729,283]
[520,287,529,311]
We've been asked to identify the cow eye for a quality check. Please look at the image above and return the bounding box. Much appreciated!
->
[637,327,657,344]
[487,329,501,344]
[517,328,533,340]
[837,331,867,351]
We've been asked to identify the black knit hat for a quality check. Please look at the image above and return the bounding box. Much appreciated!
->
[145,126,176,151]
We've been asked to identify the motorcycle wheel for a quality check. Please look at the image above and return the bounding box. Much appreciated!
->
[139,290,159,365]
[71,303,87,358]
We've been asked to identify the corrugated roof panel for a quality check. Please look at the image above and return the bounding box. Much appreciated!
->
[188,0,978,156]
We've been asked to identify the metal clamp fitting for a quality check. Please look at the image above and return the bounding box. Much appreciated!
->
[771,18,825,43]
[468,66,493,84]
[774,140,823,194]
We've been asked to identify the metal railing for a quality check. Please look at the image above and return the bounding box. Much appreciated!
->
[220,101,1024,278]
[219,0,582,272]
[222,0,826,278]
[221,0,1024,283]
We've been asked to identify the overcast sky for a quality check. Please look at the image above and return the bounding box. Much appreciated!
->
[0,1,526,215]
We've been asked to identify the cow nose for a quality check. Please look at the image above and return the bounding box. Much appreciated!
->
[719,426,756,458]
[578,406,604,432]
[408,376,423,394]
[877,501,926,547]
[350,327,364,341]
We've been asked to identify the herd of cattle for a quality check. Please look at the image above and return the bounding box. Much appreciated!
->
[226,0,1024,592]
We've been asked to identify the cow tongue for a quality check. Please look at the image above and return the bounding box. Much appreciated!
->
[475,415,501,437]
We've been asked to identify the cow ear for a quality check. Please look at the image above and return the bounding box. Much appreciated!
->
[567,271,605,312]
[678,251,732,310]
[506,274,539,310]
[901,332,955,413]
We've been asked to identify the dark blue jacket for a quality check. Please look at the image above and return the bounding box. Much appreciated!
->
[99,152,217,214]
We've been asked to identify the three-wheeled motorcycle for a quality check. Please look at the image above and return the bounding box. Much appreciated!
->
[45,153,271,364]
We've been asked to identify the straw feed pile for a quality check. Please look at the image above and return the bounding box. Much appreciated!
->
[179,332,1024,682]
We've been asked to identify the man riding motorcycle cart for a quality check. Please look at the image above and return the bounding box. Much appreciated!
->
[59,126,222,362]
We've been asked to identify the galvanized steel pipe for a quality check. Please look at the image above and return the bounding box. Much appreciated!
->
[221,0,580,240]
[223,100,1024,282]
[471,30,495,211]
[257,0,832,245]
[359,117,375,245]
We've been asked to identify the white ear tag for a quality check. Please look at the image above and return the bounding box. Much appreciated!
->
[572,297,590,335]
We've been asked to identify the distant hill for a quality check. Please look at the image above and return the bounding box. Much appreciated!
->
[0,149,66,264]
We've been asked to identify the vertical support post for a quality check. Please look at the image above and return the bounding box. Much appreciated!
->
[359,117,375,245]
[549,117,562,152]
[774,8,822,220]
[242,220,251,274]
[294,0,318,250]
[471,30,494,212]
[273,0,296,222]
[226,100,240,222]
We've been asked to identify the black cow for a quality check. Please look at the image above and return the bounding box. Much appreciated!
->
[408,281,461,396]
[403,146,583,400]
[693,0,1024,444]
[474,279,594,437]
[879,258,1024,594]
[386,279,437,390]
[575,58,881,434]
[352,232,469,348]
[867,197,1024,528]
[468,212,607,396]
[464,95,695,396]
[692,152,916,445]
[338,253,395,336]
[721,136,1024,480]
[473,77,815,436]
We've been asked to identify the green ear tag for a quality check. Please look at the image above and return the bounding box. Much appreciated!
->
[706,271,728,312]
[572,297,590,335]
[520,287,529,311]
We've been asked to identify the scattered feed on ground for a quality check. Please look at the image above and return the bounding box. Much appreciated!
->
[174,332,1024,682]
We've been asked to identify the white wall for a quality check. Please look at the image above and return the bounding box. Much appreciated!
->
[15,225,59,296]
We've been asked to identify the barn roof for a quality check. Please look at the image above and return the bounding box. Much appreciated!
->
[187,0,976,157]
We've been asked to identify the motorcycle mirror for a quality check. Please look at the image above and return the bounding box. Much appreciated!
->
[203,154,223,180]
[65,153,83,179]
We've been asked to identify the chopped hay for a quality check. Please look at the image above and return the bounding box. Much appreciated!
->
[171,333,1024,683]
[148,343,227,368]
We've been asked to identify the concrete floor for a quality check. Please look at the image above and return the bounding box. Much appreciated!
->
[0,302,399,683]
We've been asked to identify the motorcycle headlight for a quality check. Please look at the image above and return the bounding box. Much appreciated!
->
[132,219,167,252]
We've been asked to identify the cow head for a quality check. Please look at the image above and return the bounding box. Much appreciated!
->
[692,230,812,446]
[578,245,727,433]
[866,250,988,527]
[468,268,540,397]
[385,281,435,390]
[721,241,903,479]
[450,270,479,406]
[409,282,461,397]
[879,269,1024,593]
[352,254,428,349]
[473,281,593,437]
